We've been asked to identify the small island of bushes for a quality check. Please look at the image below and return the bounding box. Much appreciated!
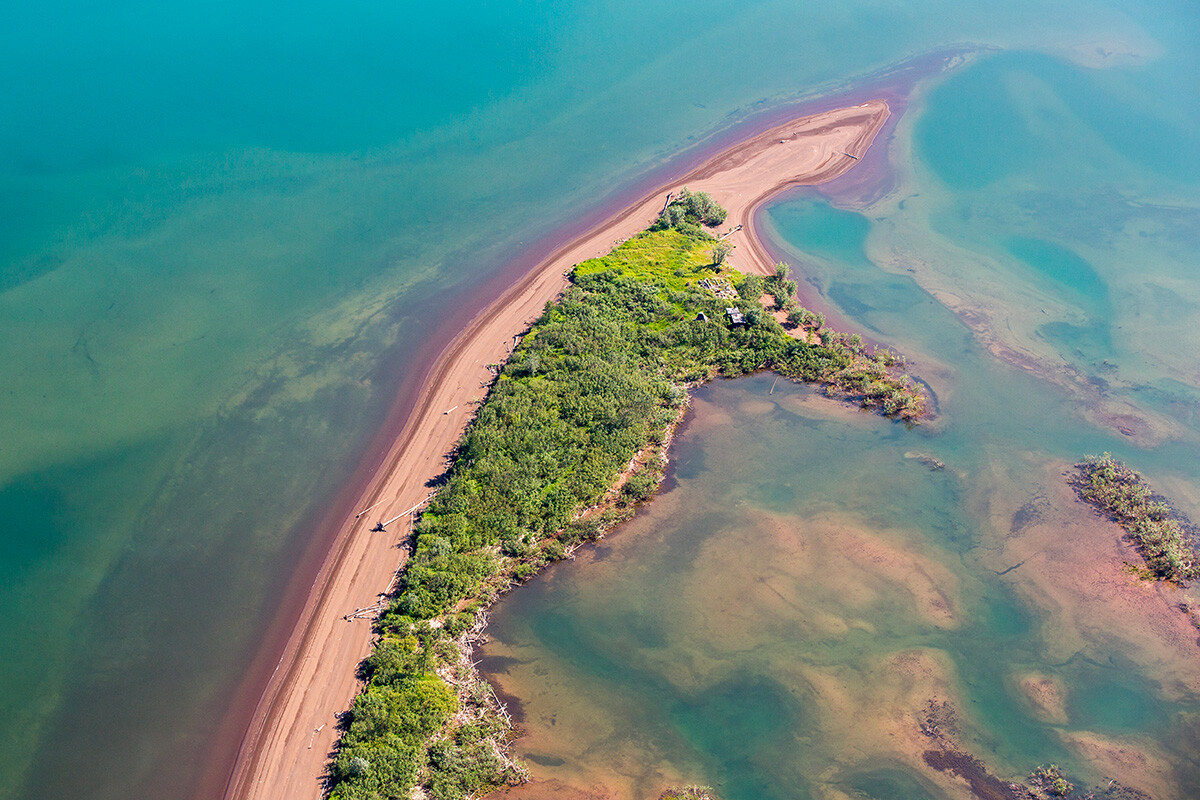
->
[1072,453,1199,582]
[326,192,925,800]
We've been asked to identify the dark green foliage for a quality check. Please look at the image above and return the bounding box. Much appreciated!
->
[427,723,512,800]
[346,677,456,748]
[651,188,728,233]
[764,262,798,309]
[621,469,659,503]
[1073,454,1199,581]
[710,240,731,267]
[734,273,765,302]
[364,634,425,685]
[328,221,926,800]
[330,674,457,800]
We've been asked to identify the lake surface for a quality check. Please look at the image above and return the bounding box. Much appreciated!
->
[2,1,1196,798]
[480,12,1200,800]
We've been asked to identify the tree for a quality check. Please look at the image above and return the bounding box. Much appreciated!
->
[652,188,728,233]
[710,240,731,267]
[735,274,764,302]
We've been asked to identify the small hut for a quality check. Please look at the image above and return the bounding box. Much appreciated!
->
[725,307,746,327]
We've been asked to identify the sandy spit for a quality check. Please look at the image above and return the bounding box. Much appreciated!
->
[218,99,890,800]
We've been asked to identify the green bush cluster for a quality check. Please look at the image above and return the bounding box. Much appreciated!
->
[1028,764,1074,798]
[426,723,510,800]
[765,262,799,311]
[330,634,457,800]
[651,187,728,236]
[1074,453,1199,581]
[328,221,925,800]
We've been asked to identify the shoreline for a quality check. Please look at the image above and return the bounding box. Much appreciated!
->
[219,99,891,800]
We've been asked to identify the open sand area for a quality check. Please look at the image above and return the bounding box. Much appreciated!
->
[218,100,890,800]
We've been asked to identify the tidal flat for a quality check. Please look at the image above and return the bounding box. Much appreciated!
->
[482,376,1200,799]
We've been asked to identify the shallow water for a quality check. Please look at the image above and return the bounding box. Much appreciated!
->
[1,1,1194,798]
[484,375,1200,799]
[481,15,1200,800]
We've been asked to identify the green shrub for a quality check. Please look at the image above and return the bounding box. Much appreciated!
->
[660,787,718,800]
[735,274,764,302]
[343,676,456,747]
[427,724,512,800]
[1029,764,1074,797]
[1073,454,1199,581]
[621,470,658,503]
[651,188,727,232]
[541,539,565,560]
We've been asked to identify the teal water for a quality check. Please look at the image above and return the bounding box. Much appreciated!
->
[2,1,1194,799]
[479,7,1200,800]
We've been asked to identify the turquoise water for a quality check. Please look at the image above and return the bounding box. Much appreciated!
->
[1,1,1194,799]
[479,9,1200,800]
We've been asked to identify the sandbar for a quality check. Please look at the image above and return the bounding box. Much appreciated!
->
[218,98,890,800]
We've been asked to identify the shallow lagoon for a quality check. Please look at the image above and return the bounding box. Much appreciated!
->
[481,43,1200,800]
[483,373,1200,799]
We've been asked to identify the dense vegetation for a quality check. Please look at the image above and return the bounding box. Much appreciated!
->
[327,195,925,800]
[1073,453,1199,581]
[650,187,728,235]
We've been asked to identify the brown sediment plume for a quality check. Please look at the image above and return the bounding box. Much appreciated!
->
[926,292,1188,448]
[489,777,623,800]
[727,510,963,632]
[218,99,891,800]
[920,750,1023,800]
[971,459,1196,799]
